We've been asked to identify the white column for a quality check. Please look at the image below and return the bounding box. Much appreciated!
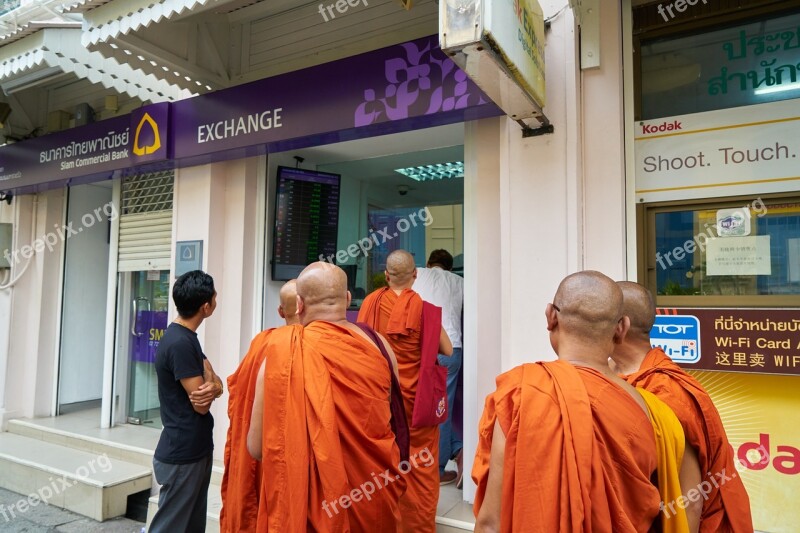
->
[0,200,15,427]
[582,0,628,279]
[463,117,505,501]
[2,190,66,425]
[461,0,628,501]
[173,158,263,461]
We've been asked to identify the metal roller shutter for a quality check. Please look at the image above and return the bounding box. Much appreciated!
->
[118,171,174,272]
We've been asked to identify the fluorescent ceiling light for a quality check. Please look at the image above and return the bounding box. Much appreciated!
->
[755,82,800,96]
[395,161,464,182]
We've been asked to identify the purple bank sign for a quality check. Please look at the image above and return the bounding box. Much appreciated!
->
[0,103,170,192]
[0,36,500,193]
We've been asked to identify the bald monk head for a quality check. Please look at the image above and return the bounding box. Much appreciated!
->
[277,279,299,325]
[384,249,417,290]
[545,270,630,368]
[296,262,351,325]
[618,281,656,341]
[611,281,657,374]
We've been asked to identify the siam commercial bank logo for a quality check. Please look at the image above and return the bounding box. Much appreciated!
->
[641,119,683,135]
[133,113,162,156]
[130,102,170,162]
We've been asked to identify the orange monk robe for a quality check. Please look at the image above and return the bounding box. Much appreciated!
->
[473,361,662,533]
[358,288,439,533]
[220,328,274,533]
[626,348,753,533]
[257,322,405,533]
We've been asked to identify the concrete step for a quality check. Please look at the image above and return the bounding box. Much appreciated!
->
[436,517,475,531]
[7,418,156,468]
[146,480,221,533]
[6,418,224,485]
[0,432,152,521]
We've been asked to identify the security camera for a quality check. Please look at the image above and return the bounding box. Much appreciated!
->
[397,185,410,196]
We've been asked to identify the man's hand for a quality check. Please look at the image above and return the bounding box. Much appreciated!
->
[190,381,221,407]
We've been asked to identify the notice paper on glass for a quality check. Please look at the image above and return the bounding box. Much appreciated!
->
[706,235,771,276]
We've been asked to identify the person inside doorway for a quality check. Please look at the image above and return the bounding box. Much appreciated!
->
[413,249,465,487]
[358,250,453,533]
[150,270,223,533]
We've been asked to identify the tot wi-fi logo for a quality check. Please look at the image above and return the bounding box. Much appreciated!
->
[649,315,702,364]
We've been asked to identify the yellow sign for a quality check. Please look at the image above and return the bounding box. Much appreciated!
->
[484,0,546,108]
[133,112,162,156]
[690,370,800,532]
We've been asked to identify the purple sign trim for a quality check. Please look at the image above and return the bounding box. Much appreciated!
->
[172,36,496,160]
[0,36,502,194]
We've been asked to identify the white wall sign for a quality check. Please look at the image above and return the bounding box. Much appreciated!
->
[635,99,800,202]
[706,235,772,276]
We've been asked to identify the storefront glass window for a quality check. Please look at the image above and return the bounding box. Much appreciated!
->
[640,10,800,119]
[654,199,800,296]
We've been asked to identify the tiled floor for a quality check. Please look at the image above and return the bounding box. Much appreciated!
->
[436,469,475,531]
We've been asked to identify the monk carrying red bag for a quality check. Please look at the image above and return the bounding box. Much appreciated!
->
[412,302,448,428]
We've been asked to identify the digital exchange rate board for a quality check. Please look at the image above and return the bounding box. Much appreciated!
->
[272,166,340,280]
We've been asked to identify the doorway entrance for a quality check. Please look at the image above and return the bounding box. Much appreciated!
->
[122,270,169,426]
[112,171,174,427]
[263,124,467,508]
[58,183,113,415]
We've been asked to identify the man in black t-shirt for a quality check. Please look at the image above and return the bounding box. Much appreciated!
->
[150,270,223,533]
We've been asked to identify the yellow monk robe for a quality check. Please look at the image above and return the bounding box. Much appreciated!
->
[220,328,274,533]
[639,388,690,533]
[257,322,405,533]
[473,361,662,533]
[627,348,753,533]
[358,288,439,533]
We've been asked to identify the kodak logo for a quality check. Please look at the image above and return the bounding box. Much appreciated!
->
[642,120,682,134]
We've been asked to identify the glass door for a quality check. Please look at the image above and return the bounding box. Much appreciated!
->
[124,270,170,426]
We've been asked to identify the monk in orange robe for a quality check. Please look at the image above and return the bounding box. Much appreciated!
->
[248,262,407,532]
[358,250,452,533]
[473,271,688,533]
[612,281,753,533]
[219,280,299,533]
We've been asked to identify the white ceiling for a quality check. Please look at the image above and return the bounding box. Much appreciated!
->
[298,123,466,208]
[0,0,439,141]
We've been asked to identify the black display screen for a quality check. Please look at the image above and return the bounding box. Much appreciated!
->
[271,166,340,281]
